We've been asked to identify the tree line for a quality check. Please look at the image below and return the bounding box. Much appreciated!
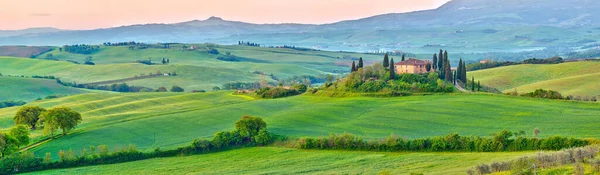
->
[61,44,98,54]
[298,130,595,153]
[0,100,26,109]
[467,56,565,71]
[0,116,273,174]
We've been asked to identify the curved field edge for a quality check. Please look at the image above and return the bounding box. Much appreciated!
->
[24,147,532,175]
[1,91,599,160]
[467,61,600,96]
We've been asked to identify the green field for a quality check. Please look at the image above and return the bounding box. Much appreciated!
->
[0,76,88,101]
[467,61,600,97]
[1,91,599,160]
[26,147,531,175]
[0,44,383,93]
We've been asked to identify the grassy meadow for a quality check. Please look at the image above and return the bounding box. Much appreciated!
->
[1,91,599,160]
[25,147,531,175]
[468,61,600,97]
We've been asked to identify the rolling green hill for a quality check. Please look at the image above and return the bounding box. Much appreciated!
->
[467,61,600,97]
[0,76,88,101]
[26,147,530,175]
[0,44,383,92]
[1,91,599,160]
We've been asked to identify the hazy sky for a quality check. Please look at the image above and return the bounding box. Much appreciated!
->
[0,0,450,30]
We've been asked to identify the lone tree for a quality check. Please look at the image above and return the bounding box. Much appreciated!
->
[358,57,364,69]
[383,53,389,68]
[401,54,406,61]
[351,61,357,72]
[14,106,46,130]
[235,116,267,141]
[8,125,29,148]
[170,86,185,92]
[41,107,82,138]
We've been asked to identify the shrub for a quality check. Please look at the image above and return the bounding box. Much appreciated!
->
[170,86,185,92]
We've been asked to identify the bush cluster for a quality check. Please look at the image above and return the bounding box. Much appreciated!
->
[0,100,26,109]
[62,44,98,54]
[298,131,593,153]
[469,145,599,175]
[255,85,306,99]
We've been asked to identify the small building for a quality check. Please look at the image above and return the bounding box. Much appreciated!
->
[395,58,430,74]
[480,60,491,64]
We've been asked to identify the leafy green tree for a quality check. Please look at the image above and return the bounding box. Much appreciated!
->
[254,129,272,146]
[383,53,389,68]
[155,87,168,92]
[432,54,438,70]
[0,133,18,158]
[41,107,82,138]
[14,106,46,130]
[358,58,364,69]
[235,116,267,141]
[8,125,29,148]
[170,86,185,92]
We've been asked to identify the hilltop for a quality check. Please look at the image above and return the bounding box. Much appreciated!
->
[3,0,600,53]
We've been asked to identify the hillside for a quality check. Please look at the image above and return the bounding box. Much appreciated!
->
[467,61,600,97]
[26,147,529,175]
[2,92,599,160]
[0,46,53,58]
[0,44,378,91]
[0,76,88,101]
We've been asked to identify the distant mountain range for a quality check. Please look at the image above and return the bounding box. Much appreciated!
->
[2,0,600,53]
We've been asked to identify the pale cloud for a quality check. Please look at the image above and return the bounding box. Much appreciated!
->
[0,0,450,30]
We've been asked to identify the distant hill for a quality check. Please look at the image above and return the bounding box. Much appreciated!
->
[0,27,62,37]
[0,46,53,58]
[467,61,600,97]
[2,0,600,53]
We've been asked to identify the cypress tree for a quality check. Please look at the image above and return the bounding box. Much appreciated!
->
[438,49,443,71]
[433,54,438,70]
[383,53,389,68]
[401,54,406,61]
[457,59,463,83]
[444,59,452,81]
[351,61,356,72]
[472,77,475,92]
[390,58,395,79]
[462,60,467,83]
[358,57,364,69]
[453,70,457,85]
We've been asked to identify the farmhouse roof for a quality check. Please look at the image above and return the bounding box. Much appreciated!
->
[395,58,428,65]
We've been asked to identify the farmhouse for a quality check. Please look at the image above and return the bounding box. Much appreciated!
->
[394,58,430,74]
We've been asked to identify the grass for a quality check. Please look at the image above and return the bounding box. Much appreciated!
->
[0,76,88,101]
[25,147,531,175]
[467,61,600,97]
[1,91,599,159]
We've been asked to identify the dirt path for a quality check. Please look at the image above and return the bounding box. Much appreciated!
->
[455,82,470,93]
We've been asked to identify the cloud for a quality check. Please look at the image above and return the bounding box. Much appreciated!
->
[29,13,51,17]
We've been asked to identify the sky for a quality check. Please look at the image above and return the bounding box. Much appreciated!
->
[0,0,450,30]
